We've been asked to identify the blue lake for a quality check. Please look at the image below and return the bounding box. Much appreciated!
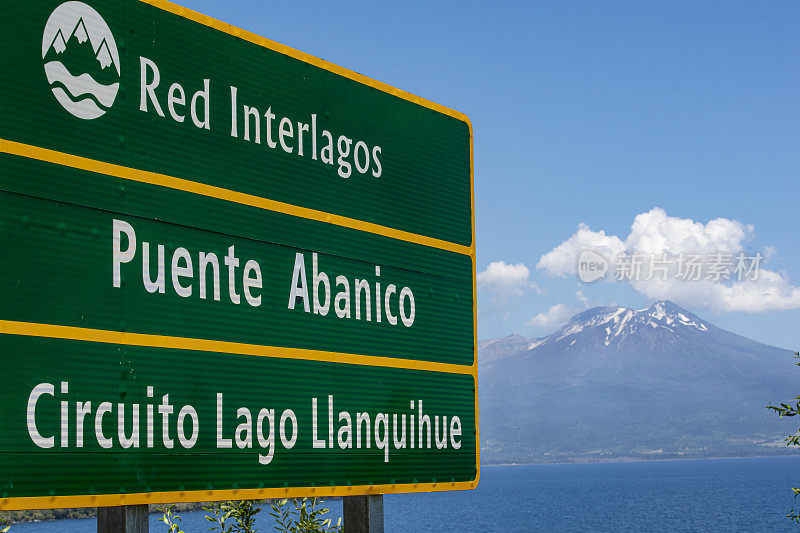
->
[8,456,800,532]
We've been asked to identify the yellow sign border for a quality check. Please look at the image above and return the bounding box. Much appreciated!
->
[0,0,479,509]
[140,0,475,155]
[0,478,479,512]
[1,139,472,258]
[0,320,473,376]
[0,320,479,510]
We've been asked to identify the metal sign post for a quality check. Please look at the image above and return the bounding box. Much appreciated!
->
[97,505,148,533]
[344,495,384,533]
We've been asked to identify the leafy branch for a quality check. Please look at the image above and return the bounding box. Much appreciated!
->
[269,498,342,533]
[766,350,800,522]
[269,499,294,533]
[156,504,185,533]
[203,501,235,533]
[155,496,344,533]
[202,500,262,533]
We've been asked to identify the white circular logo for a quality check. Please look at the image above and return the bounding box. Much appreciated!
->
[42,2,120,120]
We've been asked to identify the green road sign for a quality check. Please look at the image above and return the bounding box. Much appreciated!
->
[0,0,476,510]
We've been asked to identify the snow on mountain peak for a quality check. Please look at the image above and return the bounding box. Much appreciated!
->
[531,300,710,351]
[640,300,709,332]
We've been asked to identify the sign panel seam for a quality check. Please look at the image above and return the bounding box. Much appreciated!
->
[0,320,477,376]
[0,139,474,257]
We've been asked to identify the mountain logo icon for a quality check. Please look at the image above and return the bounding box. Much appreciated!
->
[41,2,120,120]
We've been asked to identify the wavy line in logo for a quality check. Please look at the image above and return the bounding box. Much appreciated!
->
[45,61,119,120]
[42,2,120,120]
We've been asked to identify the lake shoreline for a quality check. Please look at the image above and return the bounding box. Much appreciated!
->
[5,453,800,524]
[6,458,800,532]
[482,449,800,467]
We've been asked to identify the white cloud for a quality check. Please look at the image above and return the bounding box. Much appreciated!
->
[625,207,752,255]
[536,207,800,313]
[536,223,625,278]
[633,269,800,313]
[527,303,575,331]
[528,292,592,332]
[477,261,540,315]
[575,290,590,309]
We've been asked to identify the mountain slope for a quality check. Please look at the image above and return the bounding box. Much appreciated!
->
[479,301,797,463]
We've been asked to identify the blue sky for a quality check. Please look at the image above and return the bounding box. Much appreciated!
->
[180,1,800,349]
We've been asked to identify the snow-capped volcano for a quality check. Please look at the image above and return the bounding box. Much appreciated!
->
[531,300,710,352]
[478,301,797,463]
